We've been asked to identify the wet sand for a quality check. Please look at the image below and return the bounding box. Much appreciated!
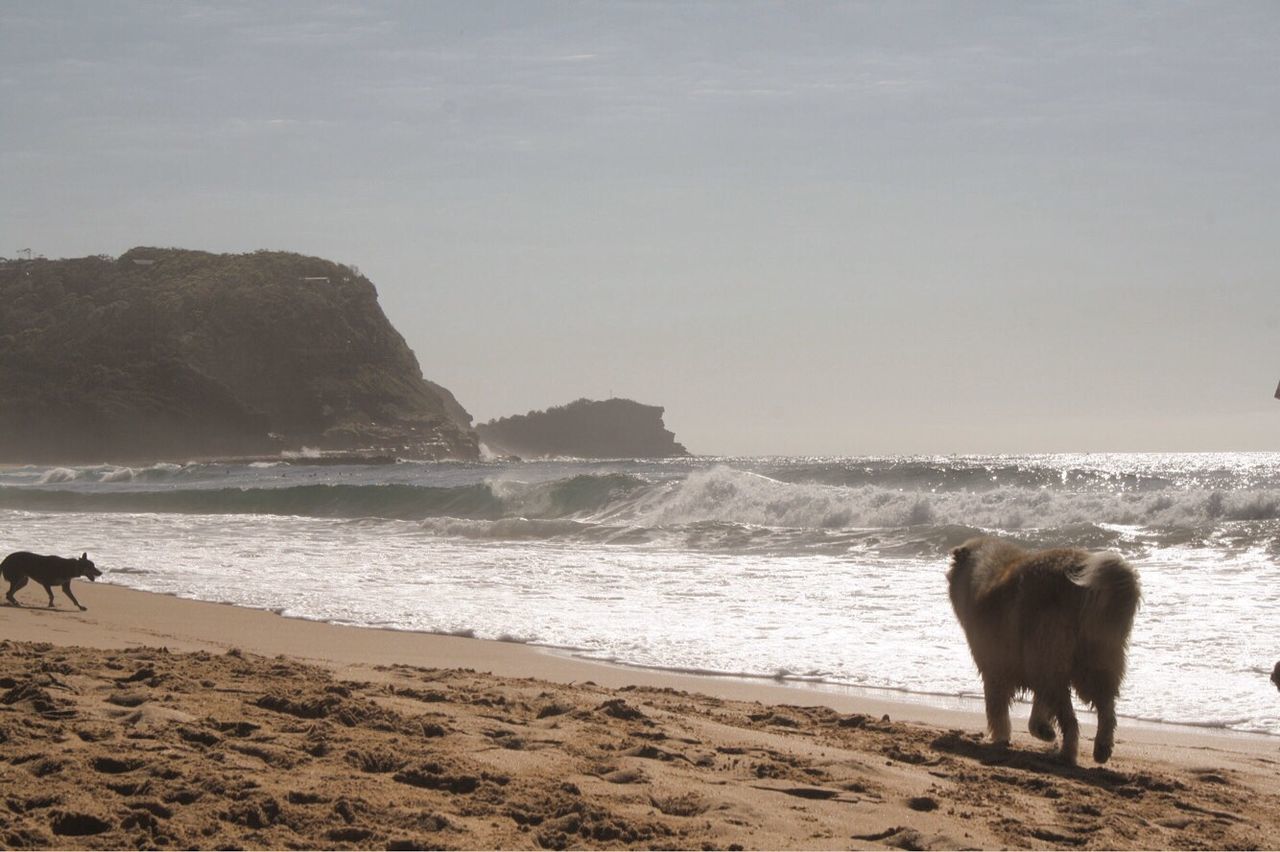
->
[1,583,1278,849]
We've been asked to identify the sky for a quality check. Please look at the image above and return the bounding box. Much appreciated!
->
[2,1,1278,456]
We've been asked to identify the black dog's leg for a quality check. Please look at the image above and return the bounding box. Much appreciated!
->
[61,582,86,612]
[5,575,26,606]
[41,583,56,608]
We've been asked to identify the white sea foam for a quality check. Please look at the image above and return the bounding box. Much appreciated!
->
[593,465,1280,532]
[140,462,184,478]
[36,466,81,484]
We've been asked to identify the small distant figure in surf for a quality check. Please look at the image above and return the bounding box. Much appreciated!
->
[1271,661,1280,692]
[2,551,102,611]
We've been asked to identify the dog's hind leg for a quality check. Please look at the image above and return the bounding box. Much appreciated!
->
[1092,692,1116,764]
[40,583,55,608]
[61,582,86,612]
[1028,692,1056,742]
[983,679,1013,746]
[1051,690,1079,766]
[5,575,26,606]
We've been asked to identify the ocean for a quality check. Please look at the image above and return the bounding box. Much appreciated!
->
[2,453,1278,735]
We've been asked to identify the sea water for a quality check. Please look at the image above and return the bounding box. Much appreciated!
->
[2,453,1278,734]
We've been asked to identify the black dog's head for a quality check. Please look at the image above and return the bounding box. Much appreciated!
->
[78,553,101,582]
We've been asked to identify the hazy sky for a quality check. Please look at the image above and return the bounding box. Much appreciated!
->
[3,1,1278,455]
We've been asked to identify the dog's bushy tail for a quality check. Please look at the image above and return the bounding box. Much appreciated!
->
[1071,552,1141,632]
[1069,552,1141,696]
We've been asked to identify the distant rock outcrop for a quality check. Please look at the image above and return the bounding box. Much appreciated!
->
[0,248,479,462]
[477,398,689,459]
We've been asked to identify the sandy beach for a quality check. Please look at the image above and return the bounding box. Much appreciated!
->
[2,583,1279,850]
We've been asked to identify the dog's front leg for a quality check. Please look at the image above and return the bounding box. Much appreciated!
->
[41,583,55,608]
[61,582,87,611]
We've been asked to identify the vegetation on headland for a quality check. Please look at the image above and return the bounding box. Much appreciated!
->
[0,248,477,462]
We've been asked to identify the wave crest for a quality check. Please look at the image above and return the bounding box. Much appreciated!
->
[5,463,1279,555]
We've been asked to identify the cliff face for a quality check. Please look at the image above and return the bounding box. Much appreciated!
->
[0,248,478,462]
[477,398,689,459]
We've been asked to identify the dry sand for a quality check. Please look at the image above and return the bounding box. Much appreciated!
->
[2,582,1279,850]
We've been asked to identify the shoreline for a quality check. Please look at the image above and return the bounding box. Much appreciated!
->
[3,581,1274,754]
[551,653,1280,742]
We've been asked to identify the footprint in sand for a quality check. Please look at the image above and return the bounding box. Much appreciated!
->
[602,767,648,784]
[91,756,143,774]
[851,825,928,850]
[907,796,939,812]
[49,811,113,837]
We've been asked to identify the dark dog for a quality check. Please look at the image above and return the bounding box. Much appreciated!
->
[2,551,102,611]
[947,536,1140,765]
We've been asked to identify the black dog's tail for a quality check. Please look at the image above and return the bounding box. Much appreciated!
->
[0,551,20,583]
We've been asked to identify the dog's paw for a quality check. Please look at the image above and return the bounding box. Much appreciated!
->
[77,605,87,611]
[1029,719,1056,742]
[1093,739,1113,764]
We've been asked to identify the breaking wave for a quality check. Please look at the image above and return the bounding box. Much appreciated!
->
[4,462,1280,556]
[0,473,648,524]
[606,467,1280,530]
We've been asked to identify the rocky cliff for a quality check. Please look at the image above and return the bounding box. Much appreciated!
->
[0,248,478,462]
[477,398,688,459]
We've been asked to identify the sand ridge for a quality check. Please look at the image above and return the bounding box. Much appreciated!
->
[2,639,1277,850]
